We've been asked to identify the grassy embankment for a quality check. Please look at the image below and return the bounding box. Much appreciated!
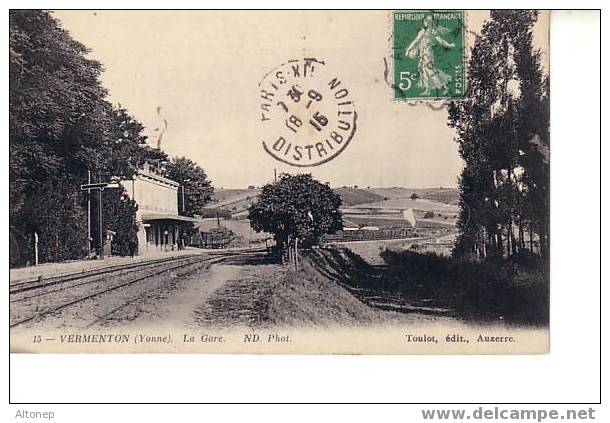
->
[308,246,549,326]
[193,252,386,328]
[195,244,548,328]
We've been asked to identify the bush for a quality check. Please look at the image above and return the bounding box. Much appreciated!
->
[378,248,549,325]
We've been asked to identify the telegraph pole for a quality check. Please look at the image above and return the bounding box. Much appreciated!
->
[181,186,185,213]
[181,178,190,214]
[81,179,120,260]
[87,170,91,256]
[98,187,104,259]
[294,237,299,270]
[34,232,39,266]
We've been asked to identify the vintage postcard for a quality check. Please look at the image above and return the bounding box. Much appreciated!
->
[9,10,550,354]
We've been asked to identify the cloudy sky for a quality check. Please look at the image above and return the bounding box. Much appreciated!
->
[54,10,548,189]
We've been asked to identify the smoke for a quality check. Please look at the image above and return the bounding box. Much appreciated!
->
[402,208,416,228]
[152,106,168,150]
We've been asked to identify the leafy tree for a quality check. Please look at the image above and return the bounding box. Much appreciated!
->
[9,10,109,264]
[9,10,180,264]
[448,10,549,259]
[95,106,158,179]
[10,10,107,213]
[100,187,139,256]
[164,157,214,216]
[248,174,343,256]
[15,178,88,264]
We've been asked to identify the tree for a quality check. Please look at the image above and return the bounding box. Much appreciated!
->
[9,10,109,265]
[410,193,419,200]
[248,174,343,259]
[164,157,214,216]
[10,12,108,161]
[9,10,181,264]
[10,11,107,212]
[15,178,88,264]
[100,187,139,256]
[95,106,160,179]
[448,10,549,260]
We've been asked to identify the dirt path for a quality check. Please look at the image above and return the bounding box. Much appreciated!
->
[128,263,244,329]
[193,262,287,328]
[123,253,288,329]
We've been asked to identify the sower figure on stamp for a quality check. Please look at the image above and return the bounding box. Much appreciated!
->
[405,15,455,96]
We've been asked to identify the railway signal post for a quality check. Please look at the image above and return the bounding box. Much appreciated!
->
[80,180,120,259]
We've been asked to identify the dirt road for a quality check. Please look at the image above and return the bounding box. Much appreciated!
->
[128,254,290,329]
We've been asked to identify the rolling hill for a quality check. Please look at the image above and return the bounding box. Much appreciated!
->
[332,187,387,206]
[207,187,460,218]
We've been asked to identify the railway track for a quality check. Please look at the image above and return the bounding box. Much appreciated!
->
[9,254,215,293]
[9,252,248,329]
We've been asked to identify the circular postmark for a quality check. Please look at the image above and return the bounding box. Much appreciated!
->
[258,58,357,167]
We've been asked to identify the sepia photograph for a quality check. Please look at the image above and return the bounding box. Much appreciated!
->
[9,9,552,354]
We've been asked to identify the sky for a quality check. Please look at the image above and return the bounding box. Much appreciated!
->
[53,11,548,189]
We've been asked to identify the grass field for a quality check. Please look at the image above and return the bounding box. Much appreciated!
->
[362,188,459,204]
[351,198,460,213]
[332,187,386,206]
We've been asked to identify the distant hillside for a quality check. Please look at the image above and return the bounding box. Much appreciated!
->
[209,187,386,214]
[363,187,412,199]
[337,187,459,206]
[209,188,260,208]
[419,189,460,205]
[334,188,386,206]
[207,187,460,217]
[366,188,459,205]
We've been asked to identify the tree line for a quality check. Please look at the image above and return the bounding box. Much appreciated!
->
[9,10,212,266]
[448,11,550,261]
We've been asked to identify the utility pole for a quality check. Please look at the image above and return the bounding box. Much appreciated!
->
[87,170,91,256]
[98,188,103,259]
[294,237,299,271]
[274,168,277,183]
[181,178,190,214]
[181,186,185,213]
[81,179,120,260]
[286,235,291,264]
[34,232,39,266]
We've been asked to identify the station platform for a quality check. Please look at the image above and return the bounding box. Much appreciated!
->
[9,248,205,283]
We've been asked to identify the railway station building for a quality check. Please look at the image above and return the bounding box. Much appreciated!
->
[121,163,198,255]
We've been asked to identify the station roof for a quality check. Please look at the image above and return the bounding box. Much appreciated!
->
[141,213,201,223]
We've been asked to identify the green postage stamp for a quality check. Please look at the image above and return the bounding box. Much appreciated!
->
[393,10,466,101]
